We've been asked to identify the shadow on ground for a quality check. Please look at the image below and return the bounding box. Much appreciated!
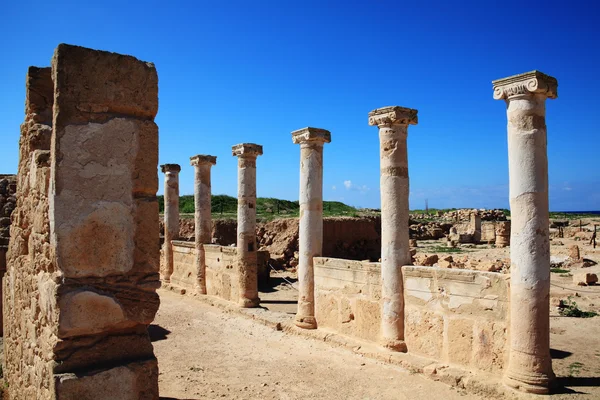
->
[149,324,171,342]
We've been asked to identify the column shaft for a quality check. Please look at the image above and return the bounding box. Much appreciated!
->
[191,155,216,295]
[237,156,258,307]
[292,127,330,329]
[379,124,409,350]
[505,94,553,392]
[493,70,557,394]
[162,165,180,282]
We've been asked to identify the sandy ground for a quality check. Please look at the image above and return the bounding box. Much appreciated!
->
[153,288,481,400]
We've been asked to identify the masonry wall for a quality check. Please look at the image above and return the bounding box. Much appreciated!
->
[403,266,509,373]
[170,241,269,301]
[4,45,161,399]
[0,174,17,335]
[314,258,509,374]
[314,257,382,342]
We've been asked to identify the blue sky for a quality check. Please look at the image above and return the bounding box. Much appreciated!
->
[1,0,598,211]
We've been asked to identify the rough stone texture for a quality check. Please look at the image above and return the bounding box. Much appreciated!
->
[573,272,597,286]
[4,44,160,399]
[313,259,509,375]
[495,221,511,248]
[292,127,331,329]
[168,241,269,302]
[314,257,381,342]
[160,164,180,282]
[190,155,216,294]
[403,266,509,372]
[494,70,557,394]
[0,174,17,335]
[369,106,417,352]
[232,143,263,308]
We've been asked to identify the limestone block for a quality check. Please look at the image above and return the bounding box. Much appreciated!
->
[55,358,159,400]
[472,321,506,373]
[573,272,597,286]
[445,318,474,366]
[568,244,580,260]
[405,307,444,358]
[354,298,381,342]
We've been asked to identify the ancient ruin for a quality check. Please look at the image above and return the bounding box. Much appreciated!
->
[190,155,217,294]
[4,41,597,400]
[160,163,181,282]
[292,127,331,329]
[369,106,418,351]
[493,70,558,394]
[3,44,160,399]
[232,143,263,308]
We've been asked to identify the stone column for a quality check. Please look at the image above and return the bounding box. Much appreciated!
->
[291,127,331,329]
[190,155,217,294]
[369,106,418,352]
[470,211,482,243]
[232,143,263,308]
[160,163,180,282]
[493,71,557,394]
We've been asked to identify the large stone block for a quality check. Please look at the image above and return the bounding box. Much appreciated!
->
[405,307,444,358]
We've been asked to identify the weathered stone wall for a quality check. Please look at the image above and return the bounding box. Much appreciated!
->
[0,174,17,335]
[403,266,509,373]
[170,241,269,301]
[314,259,509,374]
[4,44,160,399]
[314,257,381,342]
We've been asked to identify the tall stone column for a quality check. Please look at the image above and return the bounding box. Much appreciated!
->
[292,127,331,329]
[493,71,557,394]
[190,155,217,294]
[369,106,418,352]
[161,163,180,282]
[232,143,263,308]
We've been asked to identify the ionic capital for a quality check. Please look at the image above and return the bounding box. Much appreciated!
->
[160,163,181,173]
[291,127,331,145]
[493,70,558,100]
[232,143,263,158]
[368,106,418,127]
[190,154,217,166]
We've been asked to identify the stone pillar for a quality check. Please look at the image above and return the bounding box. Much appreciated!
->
[292,127,331,329]
[470,211,482,243]
[495,221,511,247]
[493,71,557,394]
[369,106,418,352]
[190,155,217,294]
[5,44,160,399]
[161,163,180,282]
[232,143,263,308]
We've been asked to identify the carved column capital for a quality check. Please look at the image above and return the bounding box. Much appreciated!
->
[232,143,263,159]
[291,127,331,145]
[493,70,558,100]
[160,163,181,173]
[368,106,418,127]
[190,155,217,167]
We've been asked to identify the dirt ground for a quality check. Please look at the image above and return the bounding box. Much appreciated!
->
[153,288,481,400]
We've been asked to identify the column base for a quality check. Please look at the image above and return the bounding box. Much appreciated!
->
[382,338,407,353]
[238,297,260,308]
[503,369,554,394]
[196,285,207,295]
[294,315,317,329]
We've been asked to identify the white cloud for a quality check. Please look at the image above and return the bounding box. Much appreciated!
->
[343,180,369,194]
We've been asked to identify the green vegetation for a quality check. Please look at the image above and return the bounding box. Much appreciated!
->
[559,297,598,318]
[158,194,357,219]
[549,212,599,220]
[568,362,584,377]
[428,246,469,254]
[550,268,570,274]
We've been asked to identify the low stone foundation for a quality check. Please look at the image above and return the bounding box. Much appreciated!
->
[170,241,269,302]
[314,258,509,375]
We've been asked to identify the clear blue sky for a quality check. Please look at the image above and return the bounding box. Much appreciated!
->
[1,1,598,211]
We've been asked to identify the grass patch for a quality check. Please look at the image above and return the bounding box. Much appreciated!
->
[568,362,584,377]
[559,297,598,318]
[551,268,570,274]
